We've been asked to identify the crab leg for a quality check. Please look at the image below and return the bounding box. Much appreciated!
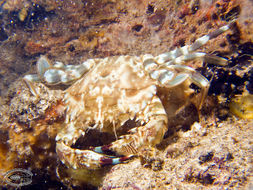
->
[55,122,134,169]
[155,22,233,64]
[148,64,209,108]
[56,141,134,169]
[24,56,95,85]
[164,52,227,66]
[164,65,209,108]
[91,96,168,158]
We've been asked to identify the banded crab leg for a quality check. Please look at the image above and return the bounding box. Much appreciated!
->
[55,123,134,169]
[91,96,168,158]
[141,22,234,108]
[155,22,234,65]
[23,56,95,95]
[151,64,209,108]
[143,57,210,108]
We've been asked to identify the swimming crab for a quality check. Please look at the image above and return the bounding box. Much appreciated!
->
[24,23,232,169]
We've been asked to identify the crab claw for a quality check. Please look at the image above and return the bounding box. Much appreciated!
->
[56,141,134,169]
